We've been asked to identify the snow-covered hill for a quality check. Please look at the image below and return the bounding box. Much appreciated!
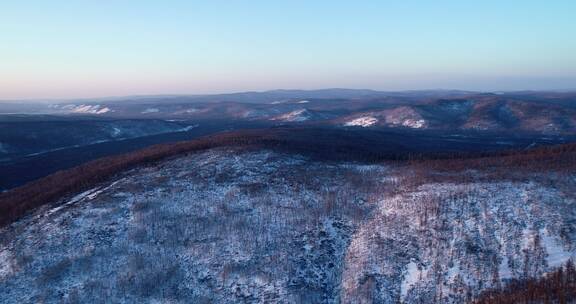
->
[0,147,574,303]
[3,90,576,135]
[270,109,313,122]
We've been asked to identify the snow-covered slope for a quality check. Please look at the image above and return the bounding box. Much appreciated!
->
[344,116,378,127]
[383,106,428,129]
[341,107,428,129]
[0,148,574,303]
[59,104,112,115]
[270,109,312,122]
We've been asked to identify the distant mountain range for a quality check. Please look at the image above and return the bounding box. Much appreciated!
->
[3,89,575,135]
[2,89,576,191]
[0,89,484,104]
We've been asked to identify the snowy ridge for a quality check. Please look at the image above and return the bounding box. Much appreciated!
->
[43,180,123,218]
[270,109,311,122]
[0,149,574,303]
[384,106,427,129]
[401,119,426,129]
[344,116,378,127]
[61,104,112,114]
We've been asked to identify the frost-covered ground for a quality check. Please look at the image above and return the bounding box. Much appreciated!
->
[0,149,574,303]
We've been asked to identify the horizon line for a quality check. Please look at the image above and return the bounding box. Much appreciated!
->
[2,87,576,103]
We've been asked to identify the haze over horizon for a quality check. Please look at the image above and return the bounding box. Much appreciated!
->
[3,87,576,103]
[2,1,575,99]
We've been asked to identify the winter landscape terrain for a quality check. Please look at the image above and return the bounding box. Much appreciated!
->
[4,0,575,302]
[1,90,576,303]
[2,89,576,190]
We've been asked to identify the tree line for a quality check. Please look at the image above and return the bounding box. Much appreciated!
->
[474,260,576,304]
[1,128,575,228]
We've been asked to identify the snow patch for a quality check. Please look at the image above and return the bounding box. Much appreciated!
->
[183,108,199,113]
[178,124,199,132]
[174,108,201,115]
[111,127,122,137]
[297,100,310,104]
[521,227,533,250]
[402,119,426,129]
[65,104,111,115]
[401,261,428,302]
[383,106,427,129]
[271,109,310,122]
[540,228,575,268]
[344,116,378,127]
[499,256,513,280]
[142,108,160,114]
[0,250,15,281]
[44,180,122,217]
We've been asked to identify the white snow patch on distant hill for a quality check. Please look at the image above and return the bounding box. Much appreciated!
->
[344,116,378,127]
[383,106,427,129]
[65,104,111,114]
[142,108,160,114]
[402,119,426,129]
[297,100,310,104]
[271,109,310,122]
[178,124,199,132]
[173,108,201,115]
[111,127,122,137]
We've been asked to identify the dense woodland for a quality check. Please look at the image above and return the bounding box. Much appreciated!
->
[2,128,576,228]
[475,260,576,304]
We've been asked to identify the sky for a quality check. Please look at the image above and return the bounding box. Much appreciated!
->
[1,1,575,99]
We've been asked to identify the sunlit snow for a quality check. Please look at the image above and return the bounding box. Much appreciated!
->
[344,116,378,127]
[65,104,111,114]
[271,109,310,122]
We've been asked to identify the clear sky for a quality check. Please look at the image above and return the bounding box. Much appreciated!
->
[1,1,575,99]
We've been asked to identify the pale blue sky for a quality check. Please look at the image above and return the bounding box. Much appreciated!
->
[1,1,575,99]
